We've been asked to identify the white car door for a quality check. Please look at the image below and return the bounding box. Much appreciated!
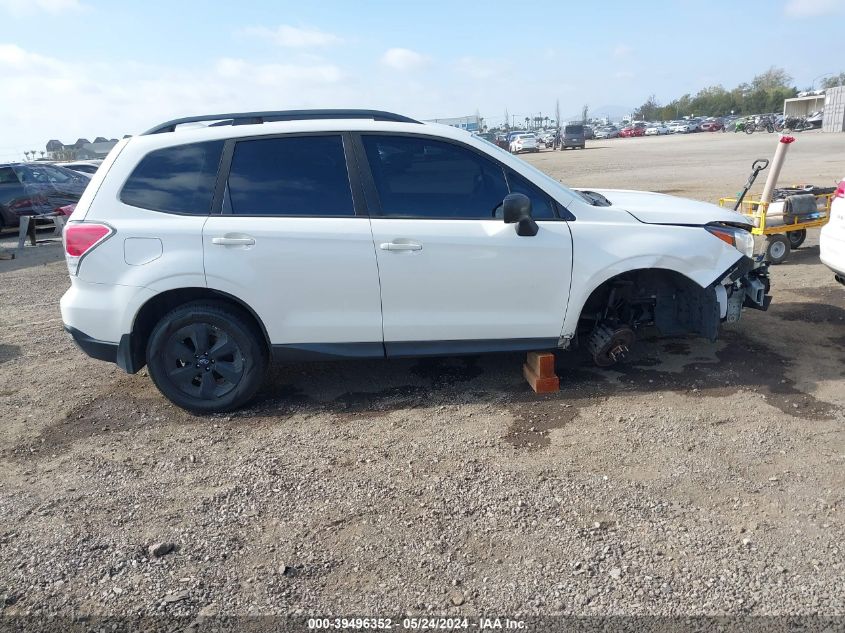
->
[203,133,384,357]
[358,133,573,355]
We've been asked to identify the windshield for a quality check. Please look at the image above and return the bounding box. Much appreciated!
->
[564,125,583,134]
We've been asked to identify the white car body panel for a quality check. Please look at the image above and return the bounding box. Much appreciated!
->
[820,188,845,278]
[585,189,750,227]
[202,216,384,344]
[370,218,572,343]
[561,215,744,338]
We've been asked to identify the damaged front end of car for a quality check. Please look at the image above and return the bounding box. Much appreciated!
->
[714,255,771,325]
[578,255,771,367]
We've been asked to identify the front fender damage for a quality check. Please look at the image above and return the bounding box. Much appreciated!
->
[715,256,771,329]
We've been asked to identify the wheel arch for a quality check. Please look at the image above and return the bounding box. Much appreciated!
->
[562,266,706,339]
[119,287,271,374]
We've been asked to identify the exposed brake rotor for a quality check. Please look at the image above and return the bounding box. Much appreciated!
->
[587,324,636,368]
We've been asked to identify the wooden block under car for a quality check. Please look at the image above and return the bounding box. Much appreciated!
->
[523,361,559,394]
[525,351,556,378]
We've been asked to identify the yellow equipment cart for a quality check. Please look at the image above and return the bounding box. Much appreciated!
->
[718,188,835,264]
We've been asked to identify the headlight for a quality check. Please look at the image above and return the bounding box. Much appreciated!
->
[706,225,755,258]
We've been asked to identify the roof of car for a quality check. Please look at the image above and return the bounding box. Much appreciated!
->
[142,109,420,135]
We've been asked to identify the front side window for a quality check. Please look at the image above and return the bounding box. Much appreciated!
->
[506,171,556,219]
[362,135,509,219]
[120,140,224,214]
[226,135,354,216]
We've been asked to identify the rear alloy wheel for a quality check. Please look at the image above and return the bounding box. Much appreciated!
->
[146,302,267,413]
[764,234,790,265]
[787,229,807,249]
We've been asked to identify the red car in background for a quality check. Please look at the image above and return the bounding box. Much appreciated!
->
[619,126,645,138]
[699,120,724,132]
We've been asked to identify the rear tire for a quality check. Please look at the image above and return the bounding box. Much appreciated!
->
[764,234,790,265]
[146,301,268,413]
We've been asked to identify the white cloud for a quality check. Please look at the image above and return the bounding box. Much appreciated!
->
[0,0,85,15]
[380,48,428,71]
[0,45,354,159]
[238,24,342,48]
[784,0,844,15]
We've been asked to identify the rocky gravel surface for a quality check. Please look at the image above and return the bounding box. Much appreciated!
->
[0,133,843,622]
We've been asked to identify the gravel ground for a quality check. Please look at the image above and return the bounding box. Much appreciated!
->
[0,131,843,620]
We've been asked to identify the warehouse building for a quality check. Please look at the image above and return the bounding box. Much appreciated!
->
[424,115,481,132]
[822,86,845,133]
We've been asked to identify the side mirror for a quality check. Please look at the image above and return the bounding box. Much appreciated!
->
[502,193,538,236]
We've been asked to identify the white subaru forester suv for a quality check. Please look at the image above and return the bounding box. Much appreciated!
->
[60,110,771,412]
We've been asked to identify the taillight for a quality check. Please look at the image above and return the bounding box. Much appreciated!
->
[835,180,845,199]
[64,222,113,275]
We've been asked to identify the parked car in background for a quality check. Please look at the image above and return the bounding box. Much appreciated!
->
[820,177,845,285]
[510,133,539,153]
[0,162,89,231]
[595,127,619,139]
[670,121,696,134]
[538,130,557,146]
[619,126,645,138]
[645,123,669,136]
[699,119,724,132]
[59,108,771,412]
[56,160,102,175]
[559,124,586,150]
[473,132,497,145]
[583,126,595,140]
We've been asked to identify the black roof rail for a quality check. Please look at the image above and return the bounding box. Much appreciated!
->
[142,109,421,135]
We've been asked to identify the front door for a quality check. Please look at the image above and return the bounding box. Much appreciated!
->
[358,134,572,355]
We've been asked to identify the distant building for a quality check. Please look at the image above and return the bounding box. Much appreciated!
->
[75,141,118,159]
[783,93,825,119]
[821,86,845,133]
[45,136,120,160]
[424,115,481,132]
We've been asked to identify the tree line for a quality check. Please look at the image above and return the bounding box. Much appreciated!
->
[633,67,843,121]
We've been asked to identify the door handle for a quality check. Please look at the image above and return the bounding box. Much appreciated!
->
[379,242,422,251]
[211,237,255,246]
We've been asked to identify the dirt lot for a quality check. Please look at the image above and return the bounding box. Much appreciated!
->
[1,131,844,619]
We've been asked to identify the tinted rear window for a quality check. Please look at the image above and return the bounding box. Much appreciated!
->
[120,141,224,214]
[564,125,584,134]
[225,135,354,216]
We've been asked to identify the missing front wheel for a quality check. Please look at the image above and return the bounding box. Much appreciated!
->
[587,323,635,367]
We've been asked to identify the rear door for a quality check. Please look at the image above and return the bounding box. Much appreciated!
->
[202,133,384,355]
[357,133,572,355]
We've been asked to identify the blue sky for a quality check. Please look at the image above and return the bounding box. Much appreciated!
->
[1,0,843,159]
